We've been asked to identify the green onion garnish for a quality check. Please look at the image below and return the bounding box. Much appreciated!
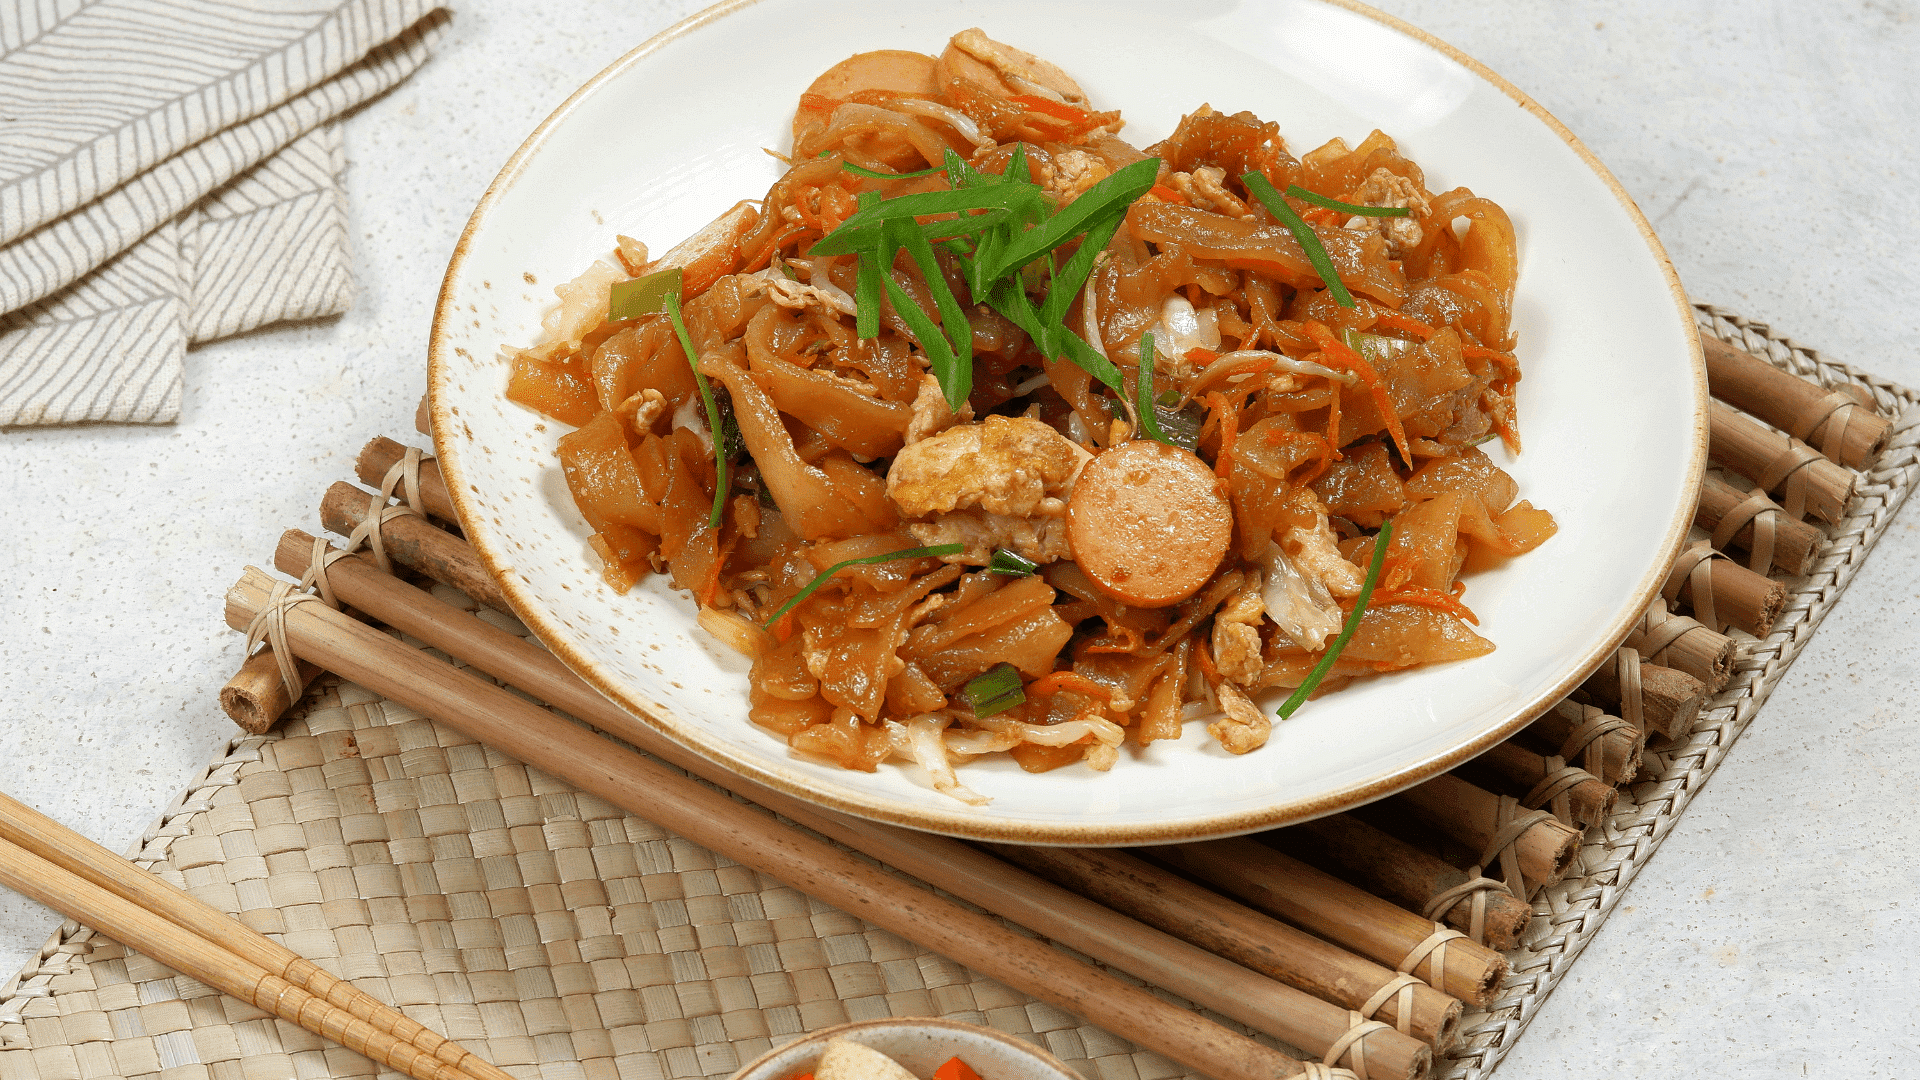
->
[810,151,1159,408]
[1242,171,1355,309]
[1005,143,1031,185]
[1136,335,1172,446]
[961,662,1025,717]
[889,216,974,410]
[1153,390,1205,451]
[842,161,950,179]
[1275,518,1394,720]
[981,158,1158,281]
[1286,184,1411,218]
[988,548,1039,577]
[663,289,728,529]
[761,543,964,629]
[607,267,684,321]
[880,219,970,410]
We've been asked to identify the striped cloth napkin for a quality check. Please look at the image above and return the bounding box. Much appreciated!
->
[0,0,450,427]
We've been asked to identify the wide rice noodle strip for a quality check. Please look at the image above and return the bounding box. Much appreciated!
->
[558,412,663,536]
[1427,189,1518,308]
[915,605,1074,689]
[909,575,1055,656]
[590,317,695,415]
[506,348,598,426]
[1297,129,1425,207]
[644,201,759,301]
[802,565,956,721]
[698,345,890,540]
[1259,604,1493,683]
[794,101,969,171]
[1127,200,1407,307]
[1149,107,1300,190]
[743,305,912,459]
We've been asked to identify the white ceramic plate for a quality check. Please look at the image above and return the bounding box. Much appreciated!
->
[430,0,1705,845]
[727,1018,1083,1080]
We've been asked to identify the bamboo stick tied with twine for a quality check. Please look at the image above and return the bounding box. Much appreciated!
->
[1695,473,1824,577]
[232,553,1403,1080]
[1262,815,1532,954]
[1702,333,1889,469]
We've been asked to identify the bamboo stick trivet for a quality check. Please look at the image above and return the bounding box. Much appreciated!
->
[3,305,1913,1080]
[1432,304,1920,1078]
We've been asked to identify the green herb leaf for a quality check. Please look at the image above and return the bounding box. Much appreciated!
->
[983,157,1159,281]
[880,219,970,410]
[761,543,965,629]
[1341,327,1415,366]
[1286,184,1411,218]
[810,185,1039,256]
[1136,335,1172,445]
[1274,518,1395,720]
[663,289,729,530]
[1153,390,1206,451]
[607,267,684,321]
[961,662,1026,717]
[1242,171,1355,309]
[890,216,974,405]
[1037,208,1123,330]
[1005,143,1031,185]
[853,197,884,340]
[842,161,949,179]
[988,548,1039,577]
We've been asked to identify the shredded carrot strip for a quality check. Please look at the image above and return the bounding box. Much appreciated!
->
[1367,586,1480,624]
[1462,344,1519,369]
[1370,310,1436,340]
[1206,391,1239,479]
[1008,94,1095,124]
[1026,671,1114,701]
[1083,623,1145,654]
[1186,346,1219,365]
[1192,635,1220,685]
[742,225,804,273]
[1148,184,1191,206]
[770,610,796,644]
[1306,321,1410,463]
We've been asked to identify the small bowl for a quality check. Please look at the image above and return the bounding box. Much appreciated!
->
[729,1018,1084,1080]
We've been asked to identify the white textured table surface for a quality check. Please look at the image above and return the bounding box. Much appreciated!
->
[4,3,1917,1077]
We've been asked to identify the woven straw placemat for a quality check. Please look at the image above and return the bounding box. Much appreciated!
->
[2,306,1915,1080]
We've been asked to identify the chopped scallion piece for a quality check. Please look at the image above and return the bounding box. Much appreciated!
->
[1136,335,1172,446]
[890,216,974,408]
[607,267,684,321]
[961,662,1025,717]
[1274,519,1395,720]
[881,219,970,410]
[663,290,728,529]
[1341,328,1415,366]
[761,543,965,629]
[988,548,1039,577]
[853,192,882,340]
[1005,143,1031,185]
[983,158,1158,281]
[1242,171,1355,309]
[842,161,949,179]
[1286,184,1412,218]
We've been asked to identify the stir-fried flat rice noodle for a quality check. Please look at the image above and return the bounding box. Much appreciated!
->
[504,29,1557,802]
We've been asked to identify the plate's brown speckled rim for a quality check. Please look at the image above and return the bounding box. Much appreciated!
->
[428,0,1707,846]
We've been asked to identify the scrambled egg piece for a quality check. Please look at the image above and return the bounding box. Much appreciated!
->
[1167,165,1252,218]
[886,414,1090,564]
[1212,571,1267,685]
[1345,166,1429,259]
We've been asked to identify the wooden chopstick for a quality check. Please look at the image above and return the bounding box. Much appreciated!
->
[0,791,513,1080]
[266,529,1437,1071]
[223,565,1349,1080]
[0,834,477,1080]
